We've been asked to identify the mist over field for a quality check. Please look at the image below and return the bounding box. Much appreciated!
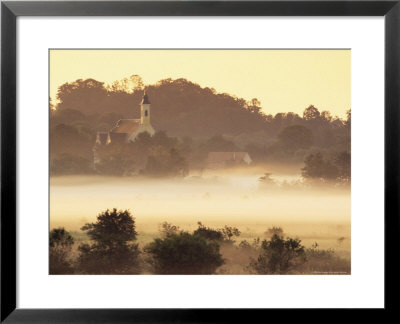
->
[49,54,351,274]
[50,165,351,258]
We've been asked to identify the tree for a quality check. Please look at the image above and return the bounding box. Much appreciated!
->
[159,222,180,237]
[95,150,136,176]
[134,131,153,147]
[142,147,188,177]
[49,228,74,274]
[249,234,306,274]
[221,226,241,242]
[321,110,333,122]
[77,208,140,274]
[145,232,224,274]
[334,151,351,181]
[56,78,108,114]
[301,153,339,181]
[278,125,314,150]
[265,226,284,238]
[193,222,224,241]
[345,109,351,127]
[152,130,178,148]
[50,123,95,160]
[303,105,321,121]
[248,98,262,114]
[50,153,92,175]
[201,135,238,153]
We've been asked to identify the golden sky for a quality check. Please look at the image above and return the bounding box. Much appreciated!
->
[50,49,350,118]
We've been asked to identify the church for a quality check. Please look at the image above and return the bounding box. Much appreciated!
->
[95,92,155,146]
[93,92,155,165]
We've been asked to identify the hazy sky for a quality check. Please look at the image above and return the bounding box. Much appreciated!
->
[50,49,350,118]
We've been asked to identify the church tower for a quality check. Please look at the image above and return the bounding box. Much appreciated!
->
[141,92,151,126]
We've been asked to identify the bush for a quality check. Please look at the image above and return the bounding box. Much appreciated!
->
[193,222,224,241]
[159,221,180,237]
[77,208,140,274]
[299,247,350,274]
[193,222,240,244]
[221,226,241,243]
[49,227,74,274]
[265,226,284,238]
[145,232,224,274]
[249,234,306,274]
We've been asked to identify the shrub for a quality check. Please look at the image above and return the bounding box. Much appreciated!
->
[145,232,224,274]
[299,247,350,274]
[159,221,180,237]
[265,226,284,238]
[249,234,306,274]
[193,222,224,241]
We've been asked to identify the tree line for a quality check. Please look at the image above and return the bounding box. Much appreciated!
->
[50,208,350,275]
[50,76,350,177]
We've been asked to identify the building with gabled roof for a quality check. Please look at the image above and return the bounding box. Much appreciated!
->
[95,92,155,146]
[93,92,156,165]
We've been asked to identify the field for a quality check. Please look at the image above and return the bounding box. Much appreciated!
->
[50,164,351,274]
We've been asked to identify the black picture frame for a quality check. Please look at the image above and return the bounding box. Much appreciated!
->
[1,0,399,322]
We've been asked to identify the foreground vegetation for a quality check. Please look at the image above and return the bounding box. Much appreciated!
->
[50,208,350,275]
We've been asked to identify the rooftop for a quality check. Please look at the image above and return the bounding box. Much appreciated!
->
[111,119,141,134]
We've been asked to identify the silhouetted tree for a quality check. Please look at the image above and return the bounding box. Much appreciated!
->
[57,78,108,114]
[250,234,306,274]
[145,232,224,274]
[50,153,92,175]
[201,135,238,152]
[301,153,339,180]
[142,147,188,177]
[77,208,140,274]
[334,151,351,181]
[303,105,321,121]
[49,227,74,274]
[221,226,241,242]
[278,125,314,150]
[95,150,136,176]
[265,226,284,238]
[159,222,180,237]
[193,222,224,241]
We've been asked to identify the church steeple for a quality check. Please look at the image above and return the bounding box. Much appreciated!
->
[141,92,151,125]
[142,92,151,105]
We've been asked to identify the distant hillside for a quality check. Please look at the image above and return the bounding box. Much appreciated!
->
[51,76,350,166]
[55,77,267,137]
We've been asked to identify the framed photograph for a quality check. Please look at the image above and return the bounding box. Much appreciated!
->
[1,0,399,321]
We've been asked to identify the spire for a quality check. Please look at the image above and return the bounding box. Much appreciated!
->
[142,92,151,104]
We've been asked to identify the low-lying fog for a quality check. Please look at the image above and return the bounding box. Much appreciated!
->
[50,165,351,254]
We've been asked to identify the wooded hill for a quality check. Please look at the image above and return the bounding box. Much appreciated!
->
[50,76,351,171]
[53,77,268,137]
